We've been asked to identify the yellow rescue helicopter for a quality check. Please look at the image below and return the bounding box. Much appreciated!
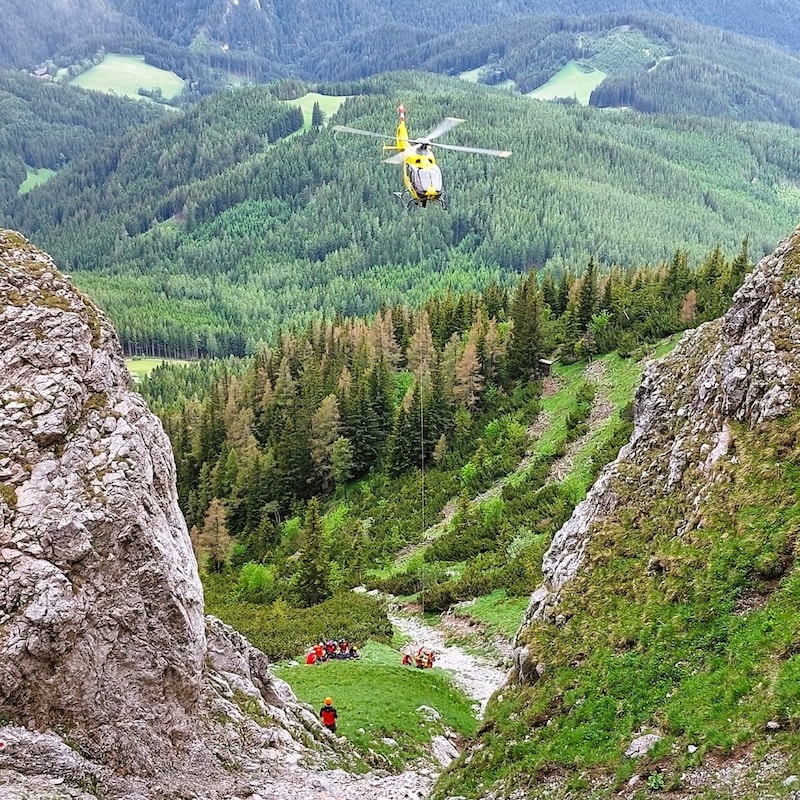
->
[333,104,511,210]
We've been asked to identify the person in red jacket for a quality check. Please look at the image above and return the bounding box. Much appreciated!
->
[320,697,338,733]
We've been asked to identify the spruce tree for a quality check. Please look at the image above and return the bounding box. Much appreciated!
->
[505,271,543,382]
[578,256,598,333]
[293,498,331,607]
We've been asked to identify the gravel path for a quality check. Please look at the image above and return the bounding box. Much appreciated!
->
[390,613,509,716]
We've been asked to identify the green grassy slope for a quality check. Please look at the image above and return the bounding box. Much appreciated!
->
[435,412,800,799]
[527,62,607,105]
[275,641,477,768]
[69,54,184,102]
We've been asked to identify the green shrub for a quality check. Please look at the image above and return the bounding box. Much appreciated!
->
[421,582,456,612]
[236,562,278,604]
[206,590,392,661]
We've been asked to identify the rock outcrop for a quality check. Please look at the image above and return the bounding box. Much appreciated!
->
[513,226,800,679]
[0,230,207,775]
[0,231,336,798]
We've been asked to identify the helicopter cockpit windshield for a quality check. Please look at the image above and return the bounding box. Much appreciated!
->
[408,164,443,195]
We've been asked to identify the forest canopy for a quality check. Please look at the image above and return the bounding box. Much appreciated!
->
[5,74,800,358]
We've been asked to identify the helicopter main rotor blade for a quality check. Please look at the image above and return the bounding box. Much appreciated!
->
[332,124,390,140]
[432,142,512,158]
[381,151,409,165]
[422,117,466,142]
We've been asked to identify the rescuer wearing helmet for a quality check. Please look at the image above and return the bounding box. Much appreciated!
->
[320,697,338,733]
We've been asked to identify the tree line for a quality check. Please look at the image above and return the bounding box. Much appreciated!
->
[141,239,750,608]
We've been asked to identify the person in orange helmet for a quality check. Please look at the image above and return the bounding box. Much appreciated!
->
[320,697,338,733]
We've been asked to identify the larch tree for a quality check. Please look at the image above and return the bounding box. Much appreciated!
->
[194,498,233,573]
[310,393,342,490]
[453,340,484,410]
[406,310,435,375]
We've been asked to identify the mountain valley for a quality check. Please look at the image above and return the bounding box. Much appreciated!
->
[3,2,800,799]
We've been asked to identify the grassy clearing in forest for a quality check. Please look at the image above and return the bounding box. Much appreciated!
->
[274,640,477,767]
[457,67,517,92]
[527,61,607,105]
[70,54,184,101]
[286,92,350,129]
[18,166,57,195]
[126,356,191,381]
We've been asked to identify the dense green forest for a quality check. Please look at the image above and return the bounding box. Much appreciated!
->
[157,245,741,563]
[4,0,800,74]
[10,9,800,133]
[6,74,800,358]
[306,12,800,130]
[0,71,164,210]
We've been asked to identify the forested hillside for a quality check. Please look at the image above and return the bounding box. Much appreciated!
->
[6,74,800,358]
[392,15,800,128]
[140,237,748,655]
[0,71,164,210]
[306,11,800,124]
[4,0,800,82]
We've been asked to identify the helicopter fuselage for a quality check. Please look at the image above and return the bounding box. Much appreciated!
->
[403,150,444,206]
[385,105,445,207]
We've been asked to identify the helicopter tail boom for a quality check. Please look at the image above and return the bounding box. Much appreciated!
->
[395,104,409,153]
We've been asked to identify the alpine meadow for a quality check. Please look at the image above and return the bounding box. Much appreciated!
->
[3,3,800,800]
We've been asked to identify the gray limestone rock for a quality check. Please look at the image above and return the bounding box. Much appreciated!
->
[0,232,335,798]
[514,225,800,670]
[625,733,663,759]
[0,231,206,775]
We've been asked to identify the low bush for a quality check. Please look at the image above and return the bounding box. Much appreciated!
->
[205,588,392,661]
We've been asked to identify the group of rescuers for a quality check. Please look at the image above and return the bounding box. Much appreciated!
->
[402,646,436,669]
[306,639,359,664]
[315,645,437,734]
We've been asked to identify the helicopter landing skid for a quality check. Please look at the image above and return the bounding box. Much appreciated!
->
[393,190,415,211]
[392,191,447,211]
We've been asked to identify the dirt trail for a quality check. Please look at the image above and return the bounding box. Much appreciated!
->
[390,612,509,716]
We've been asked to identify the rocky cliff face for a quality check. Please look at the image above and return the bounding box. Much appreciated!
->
[0,230,207,774]
[0,231,341,799]
[513,227,800,683]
